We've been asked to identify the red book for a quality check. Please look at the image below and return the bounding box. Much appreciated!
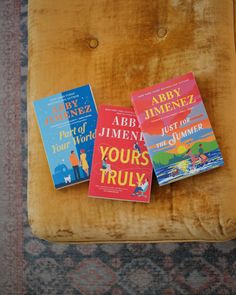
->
[131,72,224,185]
[88,105,153,202]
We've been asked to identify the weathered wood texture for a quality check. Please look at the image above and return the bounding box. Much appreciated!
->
[28,0,236,242]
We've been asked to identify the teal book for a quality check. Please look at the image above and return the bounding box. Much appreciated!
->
[33,85,98,189]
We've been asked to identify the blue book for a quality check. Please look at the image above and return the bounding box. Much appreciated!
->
[33,85,98,189]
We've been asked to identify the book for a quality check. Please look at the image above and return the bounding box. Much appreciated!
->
[88,105,153,202]
[33,85,98,189]
[131,72,224,186]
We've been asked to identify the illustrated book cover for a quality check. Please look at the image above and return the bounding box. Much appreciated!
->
[88,105,153,202]
[33,85,98,189]
[131,72,224,186]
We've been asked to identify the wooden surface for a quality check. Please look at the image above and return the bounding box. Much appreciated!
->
[28,0,236,242]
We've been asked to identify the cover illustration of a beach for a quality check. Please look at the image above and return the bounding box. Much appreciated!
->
[131,72,224,185]
[33,85,97,189]
[88,105,153,202]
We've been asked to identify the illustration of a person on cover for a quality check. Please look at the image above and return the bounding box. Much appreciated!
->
[133,141,141,154]
[185,148,197,169]
[131,178,149,196]
[69,150,80,180]
[102,155,112,175]
[80,149,89,176]
[198,143,208,164]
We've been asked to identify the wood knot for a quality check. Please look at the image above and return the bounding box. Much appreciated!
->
[89,38,99,49]
[157,27,168,38]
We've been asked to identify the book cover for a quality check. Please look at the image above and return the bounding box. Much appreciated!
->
[33,85,97,189]
[131,72,224,186]
[88,105,153,202]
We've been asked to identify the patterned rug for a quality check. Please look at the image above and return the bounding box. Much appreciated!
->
[0,0,236,294]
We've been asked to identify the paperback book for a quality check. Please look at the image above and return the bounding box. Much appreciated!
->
[131,72,224,185]
[88,105,153,202]
[33,85,97,189]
